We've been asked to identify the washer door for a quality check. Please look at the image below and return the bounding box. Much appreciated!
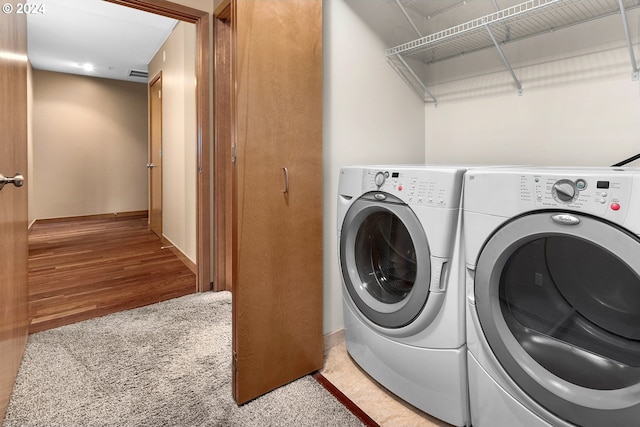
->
[340,192,430,328]
[475,211,640,426]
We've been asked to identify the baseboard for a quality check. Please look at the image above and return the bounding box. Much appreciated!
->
[33,210,148,224]
[160,236,197,274]
[323,328,345,355]
[312,372,380,427]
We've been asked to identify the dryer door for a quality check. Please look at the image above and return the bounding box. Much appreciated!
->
[340,192,430,329]
[475,211,640,426]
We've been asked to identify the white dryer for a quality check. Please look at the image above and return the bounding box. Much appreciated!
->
[463,166,640,427]
[338,165,470,427]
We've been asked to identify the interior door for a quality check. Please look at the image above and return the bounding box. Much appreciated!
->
[0,3,29,421]
[148,74,162,238]
[231,0,323,404]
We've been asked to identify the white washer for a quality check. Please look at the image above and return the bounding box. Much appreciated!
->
[338,165,470,427]
[463,166,640,427]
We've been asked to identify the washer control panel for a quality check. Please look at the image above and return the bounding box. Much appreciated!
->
[362,168,463,207]
[521,173,631,216]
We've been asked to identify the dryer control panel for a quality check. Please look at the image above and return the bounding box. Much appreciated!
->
[520,172,633,220]
[361,168,464,208]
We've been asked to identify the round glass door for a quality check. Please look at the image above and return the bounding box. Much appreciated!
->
[354,210,415,304]
[475,212,640,427]
[340,193,430,328]
[501,235,640,390]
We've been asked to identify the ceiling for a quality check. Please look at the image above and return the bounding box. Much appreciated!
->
[27,0,178,82]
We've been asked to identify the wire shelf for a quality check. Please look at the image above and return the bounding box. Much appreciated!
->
[388,0,639,62]
[386,0,640,101]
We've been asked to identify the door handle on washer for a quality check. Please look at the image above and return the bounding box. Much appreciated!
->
[429,259,449,292]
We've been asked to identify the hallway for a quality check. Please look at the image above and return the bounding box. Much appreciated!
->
[28,213,196,333]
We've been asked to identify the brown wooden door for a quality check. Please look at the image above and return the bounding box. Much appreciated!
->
[231,0,324,404]
[0,3,29,421]
[148,74,162,238]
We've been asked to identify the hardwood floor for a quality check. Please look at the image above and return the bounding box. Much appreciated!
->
[28,214,196,333]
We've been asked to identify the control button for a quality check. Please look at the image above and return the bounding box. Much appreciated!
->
[439,198,444,204]
[398,185,403,191]
[601,192,607,197]
[611,202,621,211]
[576,179,587,190]
[536,193,542,200]
[598,198,606,204]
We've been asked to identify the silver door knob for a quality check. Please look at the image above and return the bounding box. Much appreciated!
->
[0,172,24,191]
[146,163,156,169]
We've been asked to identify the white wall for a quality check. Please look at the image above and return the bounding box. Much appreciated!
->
[323,0,426,334]
[424,11,640,166]
[31,70,148,219]
[148,21,197,263]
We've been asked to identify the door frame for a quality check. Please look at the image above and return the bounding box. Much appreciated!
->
[213,0,233,292]
[106,0,211,292]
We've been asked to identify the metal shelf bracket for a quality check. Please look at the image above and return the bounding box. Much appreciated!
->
[400,54,438,106]
[391,54,439,106]
[484,17,523,95]
[395,0,423,38]
[617,0,639,81]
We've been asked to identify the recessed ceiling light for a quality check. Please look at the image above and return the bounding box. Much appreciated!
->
[80,63,95,72]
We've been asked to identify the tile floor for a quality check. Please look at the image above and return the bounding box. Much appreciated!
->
[321,330,453,427]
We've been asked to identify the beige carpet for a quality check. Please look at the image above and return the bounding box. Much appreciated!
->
[3,292,364,427]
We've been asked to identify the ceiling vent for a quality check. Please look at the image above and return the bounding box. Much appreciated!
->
[129,69,148,79]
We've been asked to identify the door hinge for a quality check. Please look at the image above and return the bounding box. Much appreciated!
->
[231,143,237,163]
[232,351,238,372]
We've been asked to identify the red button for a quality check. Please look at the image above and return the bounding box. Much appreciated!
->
[611,202,621,211]
[398,185,403,191]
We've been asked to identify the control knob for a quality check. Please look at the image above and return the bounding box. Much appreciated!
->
[374,171,386,188]
[552,180,577,203]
